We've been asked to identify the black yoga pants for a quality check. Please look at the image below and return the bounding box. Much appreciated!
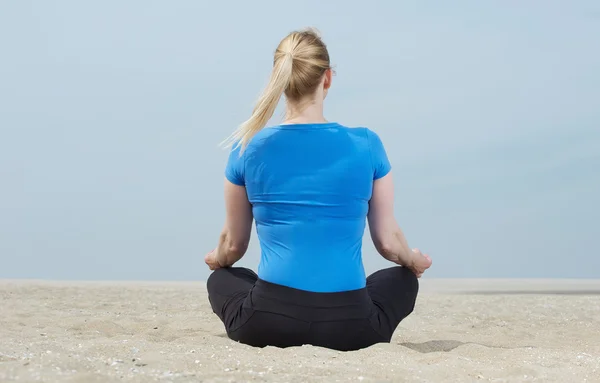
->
[206,266,419,351]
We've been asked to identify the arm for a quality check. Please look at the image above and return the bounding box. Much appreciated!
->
[213,178,253,268]
[367,172,416,268]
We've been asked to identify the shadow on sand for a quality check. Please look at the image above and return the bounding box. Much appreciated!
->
[400,340,536,353]
[400,340,467,353]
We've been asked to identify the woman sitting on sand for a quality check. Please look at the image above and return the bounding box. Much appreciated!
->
[205,28,432,351]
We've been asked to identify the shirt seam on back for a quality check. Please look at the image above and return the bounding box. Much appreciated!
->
[365,128,375,178]
[242,145,247,184]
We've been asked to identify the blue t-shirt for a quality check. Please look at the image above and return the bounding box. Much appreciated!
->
[225,122,391,293]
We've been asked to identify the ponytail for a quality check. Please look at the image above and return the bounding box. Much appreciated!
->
[222,53,294,153]
[221,28,330,153]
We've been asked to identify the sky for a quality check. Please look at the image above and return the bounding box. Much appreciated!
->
[1,1,598,281]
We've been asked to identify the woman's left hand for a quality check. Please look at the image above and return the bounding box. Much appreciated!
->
[205,249,221,271]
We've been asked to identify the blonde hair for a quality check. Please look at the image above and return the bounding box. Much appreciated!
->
[222,28,331,152]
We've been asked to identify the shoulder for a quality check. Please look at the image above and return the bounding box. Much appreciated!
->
[335,124,380,136]
[362,127,383,140]
[335,125,385,148]
[362,128,386,149]
[333,124,370,140]
[242,127,281,151]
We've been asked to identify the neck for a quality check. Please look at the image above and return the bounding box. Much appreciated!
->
[283,98,326,125]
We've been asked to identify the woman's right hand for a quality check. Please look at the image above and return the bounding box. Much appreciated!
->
[205,249,222,271]
[409,248,432,278]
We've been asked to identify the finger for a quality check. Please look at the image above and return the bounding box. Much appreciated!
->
[424,255,432,267]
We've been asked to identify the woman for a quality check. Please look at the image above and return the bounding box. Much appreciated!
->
[205,28,432,351]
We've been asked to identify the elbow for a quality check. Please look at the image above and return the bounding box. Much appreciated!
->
[374,239,394,259]
[219,231,248,260]
[226,243,248,257]
[379,244,401,265]
[378,243,394,259]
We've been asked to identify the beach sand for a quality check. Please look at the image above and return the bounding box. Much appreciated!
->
[1,279,599,382]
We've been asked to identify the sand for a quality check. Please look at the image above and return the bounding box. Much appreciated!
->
[1,280,599,383]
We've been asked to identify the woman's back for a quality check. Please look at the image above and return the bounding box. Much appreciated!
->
[226,123,391,292]
[206,28,431,351]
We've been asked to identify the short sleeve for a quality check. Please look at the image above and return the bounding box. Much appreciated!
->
[367,129,392,180]
[225,144,245,186]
